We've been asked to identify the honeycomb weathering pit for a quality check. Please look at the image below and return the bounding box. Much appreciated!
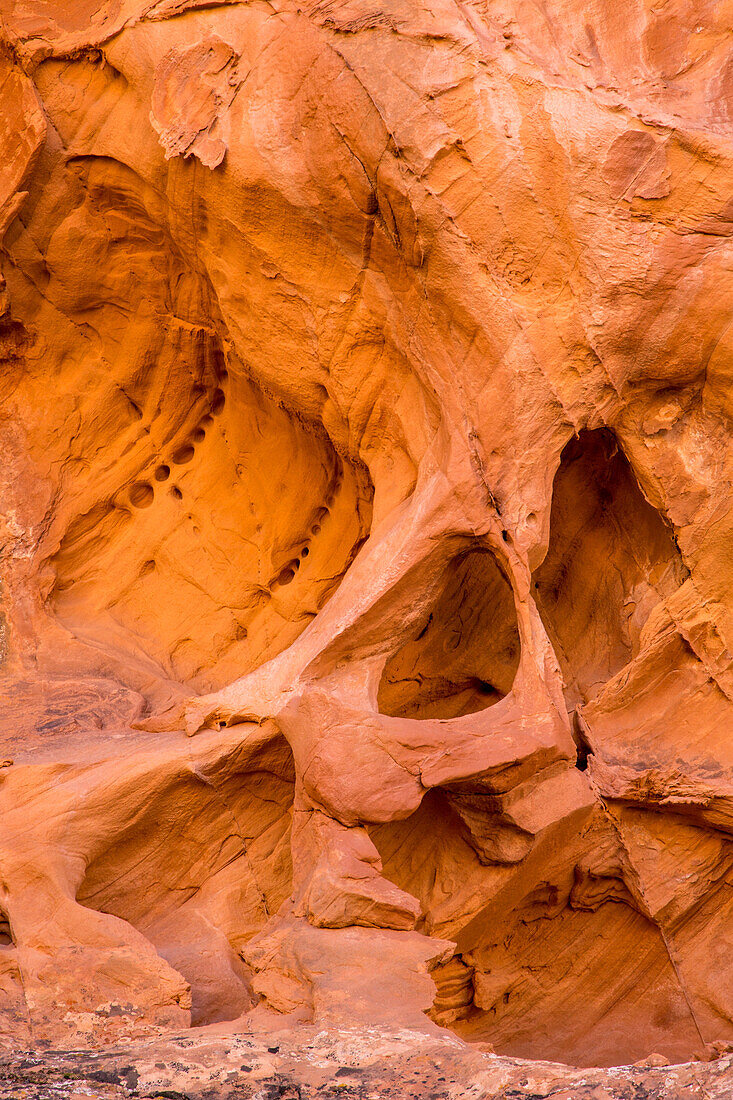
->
[2,1,733,1095]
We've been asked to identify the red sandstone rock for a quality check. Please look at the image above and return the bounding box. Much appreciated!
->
[1,0,733,1089]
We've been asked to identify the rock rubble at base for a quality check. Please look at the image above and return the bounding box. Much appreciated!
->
[1,1028,733,1100]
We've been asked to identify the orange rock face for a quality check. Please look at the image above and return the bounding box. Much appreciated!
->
[2,0,733,1082]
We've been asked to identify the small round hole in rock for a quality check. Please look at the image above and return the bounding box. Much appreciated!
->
[154,465,170,482]
[172,445,195,464]
[276,567,296,586]
[170,486,183,500]
[129,482,154,508]
[211,389,226,415]
[192,428,206,443]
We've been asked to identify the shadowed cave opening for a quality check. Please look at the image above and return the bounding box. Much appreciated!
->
[377,548,521,719]
[532,428,688,710]
[0,913,13,947]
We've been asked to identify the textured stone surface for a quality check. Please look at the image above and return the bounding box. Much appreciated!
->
[1,0,733,1091]
[1,1027,733,1100]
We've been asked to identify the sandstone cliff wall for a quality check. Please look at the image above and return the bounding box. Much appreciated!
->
[1,0,733,1072]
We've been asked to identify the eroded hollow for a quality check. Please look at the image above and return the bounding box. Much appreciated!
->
[0,913,13,947]
[41,159,373,693]
[76,734,295,1027]
[377,548,520,719]
[532,428,688,708]
[50,364,371,693]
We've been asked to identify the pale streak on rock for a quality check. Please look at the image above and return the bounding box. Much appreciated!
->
[150,36,241,169]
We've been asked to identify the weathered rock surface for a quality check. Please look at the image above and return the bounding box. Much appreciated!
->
[1,1026,733,1100]
[1,0,733,1092]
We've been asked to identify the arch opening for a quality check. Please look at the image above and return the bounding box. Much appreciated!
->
[378,548,521,720]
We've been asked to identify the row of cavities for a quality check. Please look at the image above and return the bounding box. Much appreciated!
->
[119,357,344,594]
[125,376,228,510]
[271,455,345,588]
